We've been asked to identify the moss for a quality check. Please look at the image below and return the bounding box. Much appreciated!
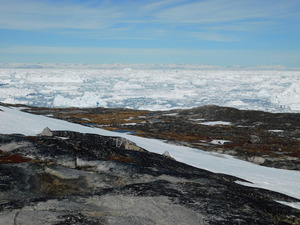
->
[273,215,300,225]
[108,156,135,163]
[0,154,32,164]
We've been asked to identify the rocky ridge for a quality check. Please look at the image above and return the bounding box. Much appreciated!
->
[21,104,300,170]
[0,128,300,224]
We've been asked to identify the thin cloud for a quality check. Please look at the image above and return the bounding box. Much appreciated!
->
[0,0,123,30]
[0,0,299,43]
[140,0,184,12]
[155,0,300,23]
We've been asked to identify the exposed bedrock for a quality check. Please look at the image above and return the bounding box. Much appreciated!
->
[0,130,299,224]
[20,104,300,170]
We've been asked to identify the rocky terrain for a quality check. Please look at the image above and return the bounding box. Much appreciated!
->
[1,103,300,224]
[22,104,300,170]
[0,128,300,224]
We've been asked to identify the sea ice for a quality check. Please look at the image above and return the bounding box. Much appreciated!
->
[271,82,300,111]
[0,68,299,112]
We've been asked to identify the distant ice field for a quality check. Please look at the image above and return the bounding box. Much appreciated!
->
[0,68,299,112]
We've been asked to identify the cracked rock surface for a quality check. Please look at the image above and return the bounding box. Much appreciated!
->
[0,130,300,224]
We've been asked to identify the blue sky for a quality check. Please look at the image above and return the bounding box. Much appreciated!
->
[0,0,300,66]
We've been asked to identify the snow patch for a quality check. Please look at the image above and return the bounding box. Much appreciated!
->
[276,201,300,210]
[189,118,205,121]
[268,130,284,133]
[200,121,232,126]
[163,113,178,116]
[210,140,231,145]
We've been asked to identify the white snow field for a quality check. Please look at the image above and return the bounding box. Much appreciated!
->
[0,106,299,210]
[0,67,300,112]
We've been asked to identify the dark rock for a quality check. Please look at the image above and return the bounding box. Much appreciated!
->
[21,104,300,170]
[0,131,299,224]
[249,135,260,144]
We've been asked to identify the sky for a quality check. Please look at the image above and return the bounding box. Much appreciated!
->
[0,0,300,66]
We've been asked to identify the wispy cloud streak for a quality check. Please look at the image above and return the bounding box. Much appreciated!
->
[0,0,300,66]
[1,0,299,34]
[0,0,123,30]
[170,0,298,20]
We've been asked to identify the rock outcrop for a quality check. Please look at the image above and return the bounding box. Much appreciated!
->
[0,130,299,224]
[21,104,300,170]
